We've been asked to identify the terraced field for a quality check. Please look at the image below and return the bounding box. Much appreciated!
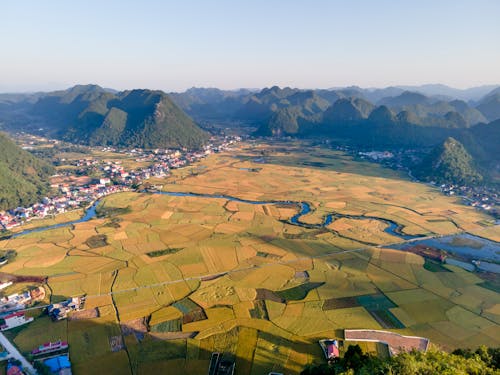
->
[1,141,498,374]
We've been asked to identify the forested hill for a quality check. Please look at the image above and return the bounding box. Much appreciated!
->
[0,132,54,210]
[414,137,483,185]
[0,85,209,150]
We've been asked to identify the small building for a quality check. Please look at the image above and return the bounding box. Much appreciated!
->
[44,354,72,375]
[327,340,340,359]
[6,363,23,375]
[48,297,83,321]
[32,340,68,356]
[0,311,34,331]
[0,281,13,290]
[319,339,340,361]
[99,178,111,185]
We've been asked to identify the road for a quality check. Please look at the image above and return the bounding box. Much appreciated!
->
[0,332,37,374]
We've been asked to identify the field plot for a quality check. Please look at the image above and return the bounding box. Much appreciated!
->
[0,141,498,374]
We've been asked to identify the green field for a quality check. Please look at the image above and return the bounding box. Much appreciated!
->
[1,141,498,374]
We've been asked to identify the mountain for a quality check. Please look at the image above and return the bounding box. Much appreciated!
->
[396,84,500,102]
[448,100,487,125]
[169,87,252,121]
[368,105,395,124]
[323,97,375,123]
[168,85,499,131]
[414,137,483,185]
[361,87,405,103]
[476,88,500,122]
[377,91,485,127]
[466,119,500,177]
[378,91,432,107]
[4,85,209,149]
[0,132,54,210]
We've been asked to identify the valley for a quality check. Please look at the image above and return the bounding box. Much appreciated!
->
[0,140,498,374]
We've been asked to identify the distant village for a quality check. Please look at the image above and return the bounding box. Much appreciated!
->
[352,146,499,219]
[0,135,241,232]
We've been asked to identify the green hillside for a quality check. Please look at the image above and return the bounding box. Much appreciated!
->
[29,85,209,149]
[0,132,54,210]
[414,137,483,185]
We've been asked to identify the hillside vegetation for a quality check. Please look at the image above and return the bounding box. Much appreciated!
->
[0,132,53,210]
[302,345,500,375]
[2,85,208,149]
[415,137,483,185]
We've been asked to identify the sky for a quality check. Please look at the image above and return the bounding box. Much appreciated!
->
[1,0,499,92]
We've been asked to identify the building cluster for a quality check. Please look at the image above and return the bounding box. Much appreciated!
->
[358,151,394,160]
[0,292,32,315]
[0,183,131,231]
[0,287,45,315]
[47,297,84,321]
[1,136,240,231]
[440,184,498,213]
[348,144,498,218]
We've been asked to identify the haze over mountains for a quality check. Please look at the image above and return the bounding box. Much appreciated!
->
[0,83,499,186]
[170,84,498,176]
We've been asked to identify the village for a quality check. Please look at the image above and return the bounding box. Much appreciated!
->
[351,145,499,219]
[0,134,241,232]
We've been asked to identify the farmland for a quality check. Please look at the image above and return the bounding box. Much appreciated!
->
[0,140,498,374]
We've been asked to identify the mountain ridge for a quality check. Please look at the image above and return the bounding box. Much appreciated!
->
[0,85,209,149]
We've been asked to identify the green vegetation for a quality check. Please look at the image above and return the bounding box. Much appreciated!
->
[96,205,131,218]
[478,280,500,294]
[146,248,183,258]
[0,132,53,210]
[301,345,500,375]
[85,234,108,249]
[276,282,325,301]
[424,259,451,272]
[150,318,182,333]
[415,137,483,185]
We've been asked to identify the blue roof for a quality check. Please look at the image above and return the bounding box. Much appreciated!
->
[44,355,71,372]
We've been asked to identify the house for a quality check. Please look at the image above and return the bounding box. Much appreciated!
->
[6,363,23,375]
[99,178,111,185]
[0,311,34,330]
[0,281,13,290]
[327,340,340,359]
[32,340,68,356]
[319,339,340,360]
[48,297,83,321]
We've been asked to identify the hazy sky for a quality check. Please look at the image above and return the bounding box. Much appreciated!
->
[1,0,499,92]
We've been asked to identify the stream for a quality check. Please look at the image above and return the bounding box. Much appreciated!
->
[7,192,499,268]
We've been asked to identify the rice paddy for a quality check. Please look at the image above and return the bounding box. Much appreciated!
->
[1,140,498,374]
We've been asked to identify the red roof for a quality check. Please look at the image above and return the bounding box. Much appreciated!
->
[4,311,25,319]
[327,343,339,358]
[7,366,23,375]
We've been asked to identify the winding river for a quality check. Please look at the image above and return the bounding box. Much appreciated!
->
[6,191,500,267]
[10,201,100,238]
[8,191,420,240]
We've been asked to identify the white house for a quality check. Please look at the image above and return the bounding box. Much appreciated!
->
[0,312,34,330]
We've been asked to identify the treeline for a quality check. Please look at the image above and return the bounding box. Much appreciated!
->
[301,345,500,375]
